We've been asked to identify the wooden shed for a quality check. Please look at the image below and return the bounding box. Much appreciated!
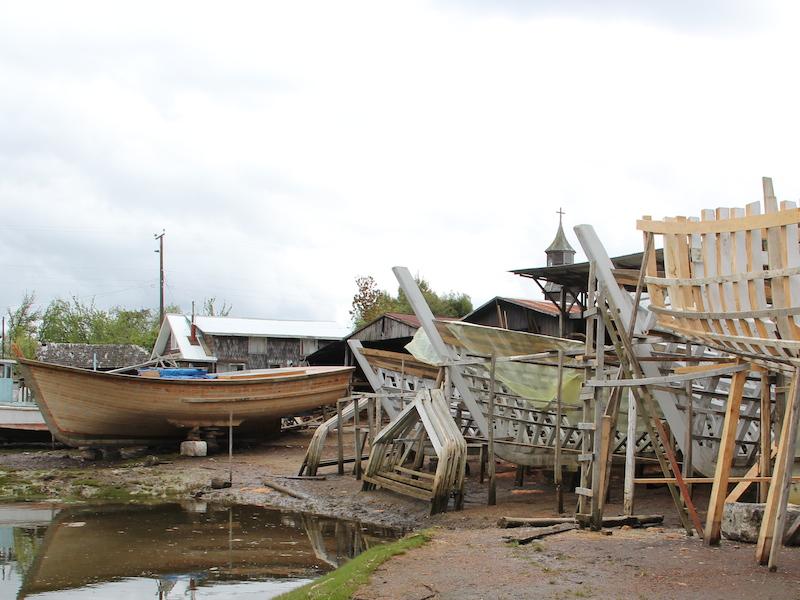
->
[152,314,350,372]
[462,297,584,339]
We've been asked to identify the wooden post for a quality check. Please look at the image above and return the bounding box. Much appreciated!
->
[590,285,607,530]
[555,349,564,514]
[354,396,362,480]
[623,389,637,516]
[756,366,800,568]
[704,368,747,546]
[488,355,497,506]
[337,398,344,476]
[367,397,375,447]
[759,369,772,503]
[228,411,234,484]
[579,261,596,517]
[684,343,694,500]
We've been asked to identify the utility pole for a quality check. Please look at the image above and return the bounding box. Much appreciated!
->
[154,230,165,324]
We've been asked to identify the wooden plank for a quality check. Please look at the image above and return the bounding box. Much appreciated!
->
[487,356,497,506]
[726,446,777,503]
[763,180,796,345]
[756,365,800,567]
[760,370,772,503]
[673,363,738,375]
[380,470,434,492]
[744,201,776,346]
[364,474,433,501]
[704,368,747,546]
[637,207,800,234]
[498,516,575,528]
[648,303,800,321]
[584,363,748,387]
[394,465,435,480]
[635,475,799,484]
[503,522,578,545]
[623,389,637,516]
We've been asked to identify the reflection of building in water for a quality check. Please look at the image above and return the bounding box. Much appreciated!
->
[0,505,56,599]
[13,503,399,599]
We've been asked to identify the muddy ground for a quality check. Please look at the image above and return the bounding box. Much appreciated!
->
[0,430,798,599]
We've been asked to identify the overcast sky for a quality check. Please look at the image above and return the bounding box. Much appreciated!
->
[2,0,799,327]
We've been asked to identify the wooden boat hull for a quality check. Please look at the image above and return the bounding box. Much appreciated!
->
[18,359,353,447]
[19,503,395,596]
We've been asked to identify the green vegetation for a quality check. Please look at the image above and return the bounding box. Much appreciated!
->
[277,530,432,600]
[350,275,472,328]
[13,527,44,574]
[0,469,49,502]
[3,292,40,358]
[0,466,191,503]
[2,290,233,358]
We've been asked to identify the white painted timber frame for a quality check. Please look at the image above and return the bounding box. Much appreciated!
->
[574,224,720,476]
[347,339,401,419]
[392,266,489,437]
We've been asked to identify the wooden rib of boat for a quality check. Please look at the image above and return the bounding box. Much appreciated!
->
[17,358,353,447]
[638,177,800,365]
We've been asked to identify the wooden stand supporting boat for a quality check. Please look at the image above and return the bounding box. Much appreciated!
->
[17,358,353,447]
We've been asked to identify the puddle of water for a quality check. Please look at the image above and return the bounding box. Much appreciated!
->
[0,502,401,599]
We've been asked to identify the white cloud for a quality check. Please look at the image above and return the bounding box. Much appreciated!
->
[2,1,800,328]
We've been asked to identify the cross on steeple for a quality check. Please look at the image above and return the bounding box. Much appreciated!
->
[557,207,565,224]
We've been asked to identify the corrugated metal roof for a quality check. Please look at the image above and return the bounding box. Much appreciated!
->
[464,297,582,321]
[511,249,665,290]
[194,316,351,340]
[383,312,423,328]
[503,298,583,316]
[154,314,215,362]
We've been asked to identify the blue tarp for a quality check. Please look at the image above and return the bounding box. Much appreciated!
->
[138,368,216,379]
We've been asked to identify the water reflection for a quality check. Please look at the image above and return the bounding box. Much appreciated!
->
[0,503,399,599]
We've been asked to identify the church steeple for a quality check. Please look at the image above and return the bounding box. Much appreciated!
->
[544,209,576,300]
[545,208,576,267]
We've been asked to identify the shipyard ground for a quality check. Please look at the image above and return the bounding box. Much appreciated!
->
[0,430,798,599]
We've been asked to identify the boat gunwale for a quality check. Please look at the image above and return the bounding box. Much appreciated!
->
[17,357,354,386]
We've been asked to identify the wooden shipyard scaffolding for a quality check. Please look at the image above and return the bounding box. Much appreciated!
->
[575,177,800,570]
[306,189,799,569]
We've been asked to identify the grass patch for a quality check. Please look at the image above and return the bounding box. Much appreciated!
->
[71,478,101,487]
[277,530,432,600]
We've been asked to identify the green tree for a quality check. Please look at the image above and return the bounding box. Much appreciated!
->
[39,297,106,343]
[350,275,472,328]
[3,291,41,358]
[202,297,232,317]
[38,297,180,351]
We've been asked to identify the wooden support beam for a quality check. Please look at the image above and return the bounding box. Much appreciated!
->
[760,370,772,503]
[756,366,800,568]
[499,514,663,529]
[704,368,748,546]
[623,389,637,516]
[634,475,800,485]
[726,446,778,504]
[487,355,497,506]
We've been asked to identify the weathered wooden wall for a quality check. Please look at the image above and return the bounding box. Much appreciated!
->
[208,335,334,371]
[464,301,584,339]
[351,317,417,342]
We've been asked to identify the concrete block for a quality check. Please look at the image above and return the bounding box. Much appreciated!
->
[180,441,208,457]
[722,502,800,545]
